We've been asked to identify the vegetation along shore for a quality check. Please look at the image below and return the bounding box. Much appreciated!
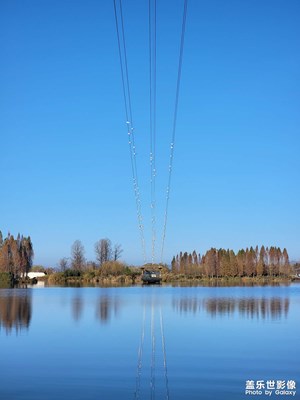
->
[0,231,299,287]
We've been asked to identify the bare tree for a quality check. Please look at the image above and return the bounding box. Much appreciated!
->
[95,238,112,266]
[58,257,69,272]
[113,243,123,261]
[71,240,85,271]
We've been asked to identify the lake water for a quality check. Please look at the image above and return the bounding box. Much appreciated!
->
[0,284,299,400]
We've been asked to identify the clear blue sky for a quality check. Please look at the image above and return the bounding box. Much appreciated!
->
[1,0,299,267]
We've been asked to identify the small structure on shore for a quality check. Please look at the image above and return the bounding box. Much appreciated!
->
[22,272,46,280]
[141,266,162,285]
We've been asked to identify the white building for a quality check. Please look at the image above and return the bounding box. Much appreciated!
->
[23,272,46,279]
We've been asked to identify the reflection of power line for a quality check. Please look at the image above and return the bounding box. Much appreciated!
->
[150,302,156,400]
[134,299,170,399]
[160,306,170,400]
[135,304,146,400]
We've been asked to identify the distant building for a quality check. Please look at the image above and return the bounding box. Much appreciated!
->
[22,272,46,279]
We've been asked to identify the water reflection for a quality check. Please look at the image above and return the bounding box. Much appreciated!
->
[95,295,120,324]
[72,297,84,322]
[173,297,289,319]
[0,290,32,333]
[70,294,121,324]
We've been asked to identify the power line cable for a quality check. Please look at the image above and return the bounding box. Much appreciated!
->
[113,0,146,262]
[160,0,188,262]
[149,0,157,264]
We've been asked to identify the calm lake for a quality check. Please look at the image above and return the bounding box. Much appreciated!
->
[0,284,299,400]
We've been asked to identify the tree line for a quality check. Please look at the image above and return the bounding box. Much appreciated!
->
[59,238,123,271]
[0,231,34,277]
[171,246,290,278]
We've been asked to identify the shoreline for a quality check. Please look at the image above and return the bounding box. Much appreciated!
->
[40,274,296,287]
[2,271,298,289]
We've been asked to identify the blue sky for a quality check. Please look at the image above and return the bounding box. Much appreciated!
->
[1,0,299,266]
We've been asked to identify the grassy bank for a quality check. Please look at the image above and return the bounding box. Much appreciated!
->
[0,272,15,288]
[47,264,141,286]
[44,267,293,287]
[164,274,292,286]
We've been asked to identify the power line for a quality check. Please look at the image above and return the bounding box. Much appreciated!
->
[114,0,188,265]
[149,0,157,264]
[113,0,146,262]
[160,0,188,262]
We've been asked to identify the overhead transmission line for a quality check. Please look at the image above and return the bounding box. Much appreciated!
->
[114,0,188,264]
[149,0,157,264]
[160,0,188,262]
[113,0,146,262]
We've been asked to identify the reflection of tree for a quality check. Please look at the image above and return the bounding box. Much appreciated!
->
[172,298,201,314]
[172,297,289,320]
[0,290,32,333]
[204,298,236,317]
[72,297,83,321]
[96,296,120,324]
[237,297,290,320]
